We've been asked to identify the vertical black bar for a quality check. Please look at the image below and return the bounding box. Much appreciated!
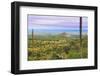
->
[32,29,34,50]
[15,3,20,73]
[11,2,20,74]
[94,7,98,68]
[80,17,82,58]
[80,17,82,44]
[11,2,15,74]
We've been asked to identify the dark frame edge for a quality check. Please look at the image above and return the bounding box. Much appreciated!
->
[11,2,15,74]
[12,1,97,10]
[12,66,97,75]
[11,2,20,74]
[94,7,98,69]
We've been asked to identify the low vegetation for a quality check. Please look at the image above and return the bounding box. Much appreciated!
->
[28,33,88,61]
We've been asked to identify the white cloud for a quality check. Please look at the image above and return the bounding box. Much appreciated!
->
[28,25,81,30]
[30,19,66,25]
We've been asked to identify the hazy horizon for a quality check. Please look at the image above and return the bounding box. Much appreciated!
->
[28,15,88,35]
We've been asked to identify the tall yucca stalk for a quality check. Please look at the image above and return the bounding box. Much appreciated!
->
[80,17,82,58]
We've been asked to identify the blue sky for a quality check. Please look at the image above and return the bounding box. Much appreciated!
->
[28,15,88,35]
